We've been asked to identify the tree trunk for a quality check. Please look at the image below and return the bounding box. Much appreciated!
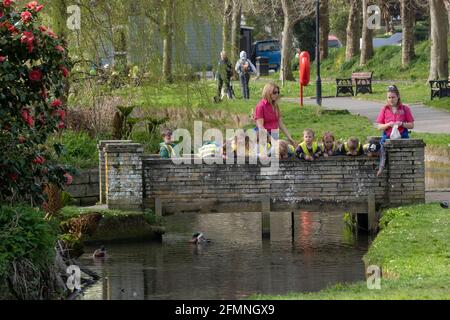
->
[222,0,232,53]
[319,0,330,60]
[445,0,450,30]
[401,0,415,67]
[429,0,449,80]
[345,0,361,61]
[360,0,374,66]
[280,0,295,84]
[231,0,242,66]
[162,0,175,83]
[380,0,391,33]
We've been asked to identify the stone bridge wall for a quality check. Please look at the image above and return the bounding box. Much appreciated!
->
[100,139,425,214]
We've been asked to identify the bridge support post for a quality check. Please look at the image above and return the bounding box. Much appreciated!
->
[367,194,377,233]
[261,198,271,239]
[97,140,132,204]
[104,143,144,210]
[155,198,162,217]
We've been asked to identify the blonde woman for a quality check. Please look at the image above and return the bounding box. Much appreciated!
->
[254,82,296,146]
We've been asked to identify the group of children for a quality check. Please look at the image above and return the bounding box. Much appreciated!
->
[159,128,386,176]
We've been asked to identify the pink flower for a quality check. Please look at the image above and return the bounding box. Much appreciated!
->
[35,5,43,12]
[0,11,4,18]
[20,11,32,23]
[52,109,66,120]
[57,120,65,129]
[32,155,45,165]
[21,31,34,45]
[29,69,42,81]
[8,25,17,33]
[3,0,14,8]
[64,173,73,185]
[50,99,62,107]
[0,56,6,62]
[46,29,58,39]
[55,45,64,52]
[21,108,35,127]
[25,1,38,9]
[39,25,47,32]
[60,66,69,78]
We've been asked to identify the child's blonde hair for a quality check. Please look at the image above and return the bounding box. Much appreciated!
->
[278,140,289,156]
[303,128,315,137]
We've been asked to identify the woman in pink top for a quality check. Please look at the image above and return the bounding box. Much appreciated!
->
[376,85,415,144]
[254,82,296,146]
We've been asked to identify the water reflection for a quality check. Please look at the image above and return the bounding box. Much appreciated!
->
[80,211,369,300]
[426,162,450,190]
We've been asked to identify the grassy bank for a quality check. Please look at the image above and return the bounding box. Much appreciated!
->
[252,203,450,300]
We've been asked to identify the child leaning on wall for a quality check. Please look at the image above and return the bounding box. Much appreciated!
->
[339,137,364,156]
[278,140,296,159]
[363,139,386,177]
[319,131,340,157]
[159,128,178,159]
[296,128,322,161]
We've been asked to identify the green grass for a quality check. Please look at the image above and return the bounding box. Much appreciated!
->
[60,206,164,226]
[252,203,450,300]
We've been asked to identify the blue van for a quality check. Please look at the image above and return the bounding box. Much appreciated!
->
[251,40,281,71]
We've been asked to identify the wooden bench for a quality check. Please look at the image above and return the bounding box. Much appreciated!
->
[429,76,450,100]
[336,71,374,97]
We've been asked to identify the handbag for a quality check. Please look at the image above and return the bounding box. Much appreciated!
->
[390,125,401,140]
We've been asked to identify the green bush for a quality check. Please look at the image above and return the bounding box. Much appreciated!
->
[0,205,57,276]
[0,205,59,299]
[143,209,165,226]
[47,131,98,169]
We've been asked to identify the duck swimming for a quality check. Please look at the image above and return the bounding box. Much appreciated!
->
[188,232,211,244]
[93,245,107,258]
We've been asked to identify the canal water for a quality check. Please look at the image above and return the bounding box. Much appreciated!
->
[80,211,370,300]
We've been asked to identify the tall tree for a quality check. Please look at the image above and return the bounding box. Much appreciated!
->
[360,0,374,66]
[319,0,330,60]
[429,0,449,80]
[162,0,175,82]
[222,0,233,53]
[280,0,315,83]
[345,0,362,61]
[401,0,415,67]
[231,0,242,66]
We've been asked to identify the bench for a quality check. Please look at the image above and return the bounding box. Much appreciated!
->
[429,76,450,100]
[336,71,374,97]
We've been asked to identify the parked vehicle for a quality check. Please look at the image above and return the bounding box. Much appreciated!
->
[328,35,343,48]
[251,40,281,71]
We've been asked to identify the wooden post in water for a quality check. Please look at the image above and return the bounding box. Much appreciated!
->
[155,198,162,217]
[261,198,271,239]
